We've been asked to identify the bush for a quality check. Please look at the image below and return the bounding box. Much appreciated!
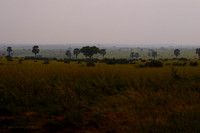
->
[103,58,129,64]
[141,60,146,62]
[103,58,116,64]
[43,61,50,64]
[64,60,70,63]
[190,61,198,66]
[178,58,188,61]
[144,60,163,67]
[130,62,137,64]
[87,62,95,66]
[172,62,186,66]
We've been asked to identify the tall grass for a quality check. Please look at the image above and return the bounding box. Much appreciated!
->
[0,58,199,132]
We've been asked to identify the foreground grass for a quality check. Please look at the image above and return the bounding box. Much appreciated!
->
[0,58,200,132]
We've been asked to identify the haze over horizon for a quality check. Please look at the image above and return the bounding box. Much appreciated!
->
[0,0,200,46]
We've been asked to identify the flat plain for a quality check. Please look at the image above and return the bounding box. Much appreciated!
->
[0,57,200,132]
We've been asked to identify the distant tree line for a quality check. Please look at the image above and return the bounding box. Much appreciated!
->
[3,46,200,60]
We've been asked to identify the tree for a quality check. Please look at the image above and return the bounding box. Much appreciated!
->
[130,52,139,59]
[152,51,157,59]
[80,46,100,58]
[196,48,200,59]
[148,52,151,57]
[174,49,180,58]
[135,52,139,59]
[32,45,39,58]
[73,48,80,59]
[66,50,72,58]
[7,47,12,56]
[100,49,106,58]
[130,52,135,59]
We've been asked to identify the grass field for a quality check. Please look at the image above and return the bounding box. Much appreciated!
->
[0,57,200,132]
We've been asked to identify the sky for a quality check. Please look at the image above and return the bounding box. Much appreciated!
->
[0,0,200,46]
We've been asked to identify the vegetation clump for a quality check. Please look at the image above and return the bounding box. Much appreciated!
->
[172,62,186,66]
[63,59,70,63]
[143,60,163,67]
[43,61,50,64]
[190,61,198,66]
[86,61,95,66]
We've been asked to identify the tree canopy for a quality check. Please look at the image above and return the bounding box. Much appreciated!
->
[80,46,100,58]
[32,45,39,57]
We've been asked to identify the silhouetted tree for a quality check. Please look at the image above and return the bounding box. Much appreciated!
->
[7,47,12,56]
[32,45,39,58]
[80,46,100,58]
[66,50,72,58]
[148,52,151,57]
[135,53,139,59]
[100,49,106,58]
[196,48,200,59]
[152,51,157,59]
[130,52,135,59]
[130,52,139,59]
[174,49,180,58]
[73,48,80,59]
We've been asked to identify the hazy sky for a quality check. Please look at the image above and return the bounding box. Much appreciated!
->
[0,0,200,45]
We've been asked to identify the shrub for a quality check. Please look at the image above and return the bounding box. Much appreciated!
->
[144,60,163,67]
[64,59,70,63]
[103,58,116,64]
[103,58,129,64]
[172,62,186,66]
[43,61,50,64]
[86,62,95,66]
[190,61,198,66]
[130,62,137,64]
[141,60,146,62]
[178,58,188,61]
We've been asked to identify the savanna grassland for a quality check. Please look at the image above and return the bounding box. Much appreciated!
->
[0,57,200,132]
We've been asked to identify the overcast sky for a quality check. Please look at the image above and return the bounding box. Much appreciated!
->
[0,0,200,45]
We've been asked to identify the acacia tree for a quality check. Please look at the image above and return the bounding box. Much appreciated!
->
[73,48,80,59]
[7,47,13,56]
[135,52,139,59]
[130,52,139,59]
[100,49,106,58]
[130,52,135,59]
[80,46,100,58]
[196,48,200,59]
[66,50,72,58]
[174,49,180,58]
[152,51,157,59]
[32,45,39,58]
[148,52,151,57]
